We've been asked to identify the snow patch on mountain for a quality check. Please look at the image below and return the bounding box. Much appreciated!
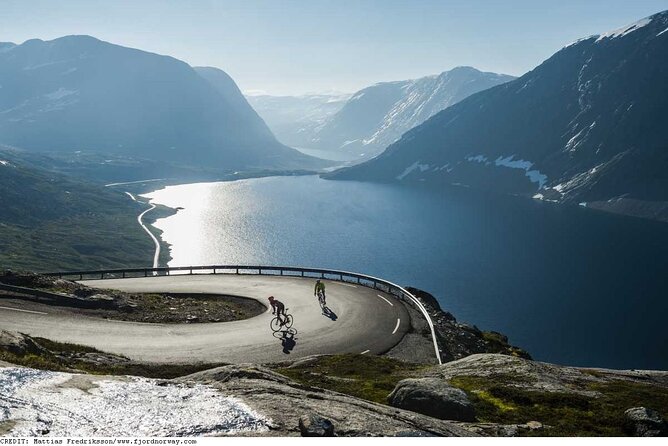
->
[60,67,78,76]
[494,155,548,188]
[596,17,653,42]
[463,154,548,189]
[396,161,430,180]
[563,35,598,49]
[312,67,515,159]
[466,154,488,163]
[45,88,78,100]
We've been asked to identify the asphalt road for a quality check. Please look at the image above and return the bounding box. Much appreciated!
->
[0,275,409,364]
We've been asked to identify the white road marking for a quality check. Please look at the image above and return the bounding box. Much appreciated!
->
[0,306,48,315]
[360,350,370,355]
[377,294,393,306]
[392,318,401,335]
[338,282,358,288]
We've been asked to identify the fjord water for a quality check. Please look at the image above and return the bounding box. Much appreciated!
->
[144,176,668,370]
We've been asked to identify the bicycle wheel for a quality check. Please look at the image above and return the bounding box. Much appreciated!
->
[284,314,294,329]
[270,317,282,332]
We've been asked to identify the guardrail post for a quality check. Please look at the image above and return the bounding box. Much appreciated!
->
[213,268,216,274]
[122,271,126,278]
[280,269,283,276]
[259,268,263,275]
[236,268,239,274]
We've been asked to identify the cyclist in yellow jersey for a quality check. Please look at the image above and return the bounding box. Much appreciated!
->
[314,279,326,302]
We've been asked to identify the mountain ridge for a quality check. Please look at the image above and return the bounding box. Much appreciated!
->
[0,35,325,171]
[309,66,515,159]
[327,11,668,222]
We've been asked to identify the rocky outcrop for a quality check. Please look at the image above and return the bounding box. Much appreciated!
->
[181,364,478,437]
[0,329,130,370]
[405,287,531,362]
[0,331,45,356]
[388,378,475,421]
[624,407,668,437]
[430,354,668,394]
[298,414,335,437]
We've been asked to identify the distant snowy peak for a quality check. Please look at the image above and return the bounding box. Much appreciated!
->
[561,11,667,49]
[245,92,350,149]
[594,10,668,42]
[311,67,515,158]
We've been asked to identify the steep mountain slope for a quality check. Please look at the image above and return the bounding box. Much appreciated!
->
[245,93,349,149]
[328,11,668,221]
[0,149,160,271]
[193,66,275,139]
[0,36,324,170]
[311,67,515,159]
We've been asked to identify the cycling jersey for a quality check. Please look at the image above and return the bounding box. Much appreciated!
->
[271,299,285,313]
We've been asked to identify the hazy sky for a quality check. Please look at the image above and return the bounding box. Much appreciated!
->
[1,0,666,95]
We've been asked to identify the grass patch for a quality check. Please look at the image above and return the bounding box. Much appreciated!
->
[33,337,101,354]
[449,375,668,436]
[0,339,227,379]
[272,354,433,405]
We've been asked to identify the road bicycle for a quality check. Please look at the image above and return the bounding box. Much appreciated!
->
[270,308,294,332]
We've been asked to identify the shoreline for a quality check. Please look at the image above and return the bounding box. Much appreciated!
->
[124,192,160,269]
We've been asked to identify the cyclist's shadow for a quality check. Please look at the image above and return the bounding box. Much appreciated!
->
[322,305,338,321]
[280,329,297,354]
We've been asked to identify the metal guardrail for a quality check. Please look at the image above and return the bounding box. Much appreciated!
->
[43,265,443,364]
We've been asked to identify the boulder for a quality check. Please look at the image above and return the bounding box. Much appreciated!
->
[388,378,475,421]
[624,407,668,437]
[0,330,44,356]
[298,414,335,437]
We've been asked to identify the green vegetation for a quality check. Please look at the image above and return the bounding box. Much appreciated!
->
[80,292,265,324]
[273,354,432,405]
[449,375,668,436]
[33,337,101,354]
[0,156,171,271]
[479,331,531,358]
[0,337,226,379]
